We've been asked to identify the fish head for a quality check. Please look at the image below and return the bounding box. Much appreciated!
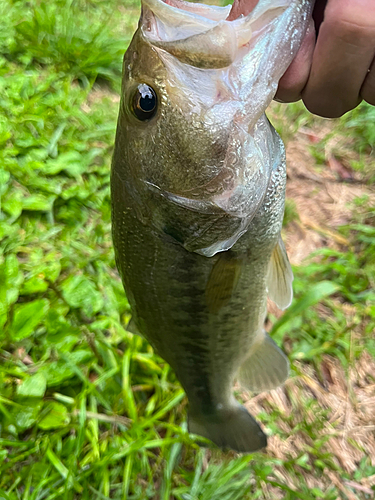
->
[118,0,243,198]
[114,0,312,254]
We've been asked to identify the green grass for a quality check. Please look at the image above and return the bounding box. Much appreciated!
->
[1,0,135,87]
[1,1,375,498]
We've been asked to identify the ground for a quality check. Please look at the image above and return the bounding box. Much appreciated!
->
[0,1,374,499]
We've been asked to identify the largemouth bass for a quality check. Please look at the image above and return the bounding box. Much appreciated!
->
[111,0,313,452]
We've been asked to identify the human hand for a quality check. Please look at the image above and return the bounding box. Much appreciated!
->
[228,0,375,118]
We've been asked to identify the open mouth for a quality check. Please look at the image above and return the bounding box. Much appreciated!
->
[141,0,291,68]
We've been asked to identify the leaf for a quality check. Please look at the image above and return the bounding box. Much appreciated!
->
[271,281,339,336]
[0,169,10,195]
[22,194,55,212]
[17,372,47,398]
[12,402,42,430]
[10,299,50,341]
[2,193,23,218]
[0,488,12,500]
[61,275,103,316]
[44,308,76,335]
[4,254,22,286]
[43,151,82,175]
[46,446,69,479]
[20,255,61,295]
[20,173,63,195]
[47,123,66,158]
[0,254,24,308]
[38,351,92,386]
[20,274,49,295]
[0,222,14,240]
[38,361,76,387]
[38,402,70,429]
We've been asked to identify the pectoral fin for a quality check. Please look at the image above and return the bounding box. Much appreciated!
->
[267,236,293,310]
[238,332,289,392]
[205,252,242,314]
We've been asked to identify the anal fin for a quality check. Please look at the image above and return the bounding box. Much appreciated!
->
[267,236,293,310]
[238,332,289,392]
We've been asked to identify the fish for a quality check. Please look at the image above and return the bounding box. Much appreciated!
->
[111,0,313,453]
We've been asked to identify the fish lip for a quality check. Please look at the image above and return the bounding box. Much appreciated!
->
[141,0,291,42]
[142,0,231,29]
[153,0,232,22]
[140,0,232,56]
[141,0,225,43]
[140,0,292,69]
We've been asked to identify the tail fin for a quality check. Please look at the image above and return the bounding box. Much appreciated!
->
[188,405,267,453]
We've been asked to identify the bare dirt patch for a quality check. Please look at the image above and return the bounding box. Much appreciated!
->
[283,126,374,265]
[244,352,375,498]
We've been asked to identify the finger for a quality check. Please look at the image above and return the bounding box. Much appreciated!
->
[361,58,375,105]
[275,18,315,103]
[302,0,375,118]
[227,0,259,21]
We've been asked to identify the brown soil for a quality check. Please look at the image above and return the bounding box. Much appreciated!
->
[283,127,374,266]
[244,351,375,498]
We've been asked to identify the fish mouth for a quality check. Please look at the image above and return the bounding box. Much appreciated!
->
[135,0,313,256]
[141,0,291,68]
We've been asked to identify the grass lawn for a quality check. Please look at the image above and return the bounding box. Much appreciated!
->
[0,0,374,498]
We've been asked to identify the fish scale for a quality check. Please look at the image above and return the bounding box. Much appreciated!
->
[112,0,314,452]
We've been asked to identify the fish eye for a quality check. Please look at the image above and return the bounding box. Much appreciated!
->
[132,84,157,121]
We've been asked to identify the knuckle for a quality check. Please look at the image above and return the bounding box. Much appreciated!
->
[302,97,352,119]
[362,72,375,106]
[364,97,375,106]
[362,89,375,106]
[275,87,301,103]
[325,2,375,40]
